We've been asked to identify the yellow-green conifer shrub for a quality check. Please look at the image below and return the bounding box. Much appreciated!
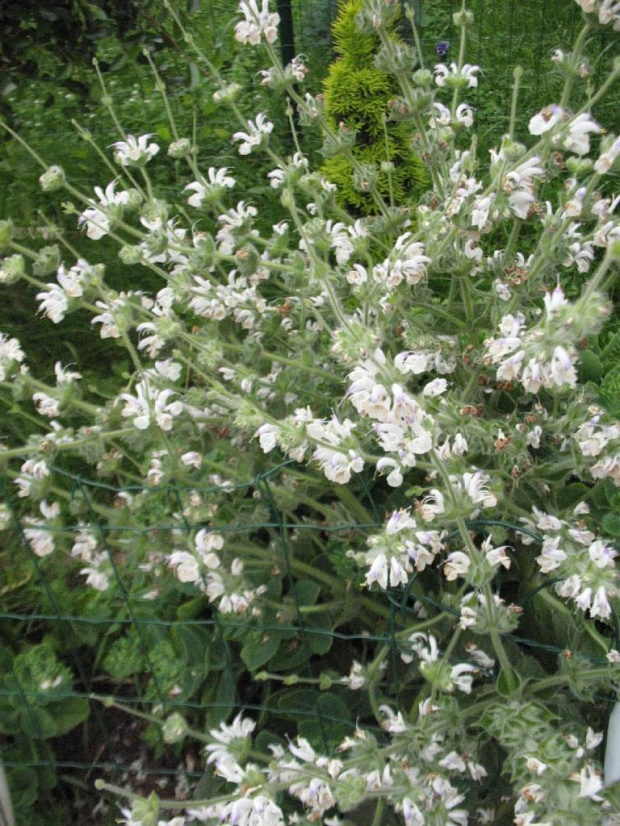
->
[321,0,427,214]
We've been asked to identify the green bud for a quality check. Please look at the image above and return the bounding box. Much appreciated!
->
[162,712,189,744]
[213,82,242,103]
[125,189,143,211]
[0,253,25,284]
[119,245,143,265]
[131,793,160,826]
[0,220,13,252]
[412,68,434,87]
[453,9,474,26]
[319,673,333,690]
[353,163,379,193]
[168,138,192,159]
[501,138,526,161]
[33,245,61,277]
[566,156,594,175]
[39,165,65,192]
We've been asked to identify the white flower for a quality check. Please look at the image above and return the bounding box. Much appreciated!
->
[444,551,470,581]
[78,206,110,240]
[168,551,200,583]
[456,103,474,127]
[36,284,69,323]
[55,361,81,383]
[181,451,202,469]
[24,527,55,557]
[33,392,60,418]
[376,457,403,487]
[233,113,274,155]
[421,377,447,397]
[235,0,280,45]
[112,134,159,166]
[564,113,602,155]
[528,104,565,135]
[434,62,481,88]
[185,168,235,207]
[450,663,477,693]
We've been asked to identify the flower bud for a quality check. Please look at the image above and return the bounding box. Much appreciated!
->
[453,9,474,26]
[119,245,143,265]
[0,253,24,284]
[566,156,593,175]
[33,245,61,277]
[162,712,188,744]
[124,189,143,211]
[213,82,242,103]
[412,68,434,87]
[39,165,65,192]
[167,138,192,159]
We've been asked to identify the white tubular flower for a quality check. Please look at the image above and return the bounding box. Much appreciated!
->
[185,167,236,208]
[36,283,69,323]
[235,0,280,45]
[168,551,200,583]
[528,104,565,135]
[33,392,60,418]
[55,361,81,384]
[461,471,498,509]
[564,113,602,155]
[0,333,25,379]
[313,447,364,484]
[24,527,55,557]
[376,457,404,487]
[255,422,280,452]
[434,62,481,88]
[595,136,620,173]
[444,551,470,581]
[422,378,449,397]
[112,134,159,167]
[233,113,274,155]
[78,206,110,240]
[450,663,477,693]
[153,389,183,431]
[456,103,474,127]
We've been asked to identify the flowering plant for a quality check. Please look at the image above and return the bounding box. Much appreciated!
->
[2,0,620,822]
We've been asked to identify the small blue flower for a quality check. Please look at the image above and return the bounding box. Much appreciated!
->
[435,41,451,58]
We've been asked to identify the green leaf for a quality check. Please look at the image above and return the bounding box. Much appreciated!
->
[47,697,89,736]
[298,693,352,745]
[7,766,39,813]
[291,580,320,606]
[306,613,333,655]
[555,483,589,510]
[496,669,522,697]
[267,640,309,672]
[577,350,604,384]
[213,669,236,723]
[176,597,207,620]
[172,625,209,667]
[602,512,620,537]
[241,632,282,671]
[205,634,229,671]
[19,706,57,739]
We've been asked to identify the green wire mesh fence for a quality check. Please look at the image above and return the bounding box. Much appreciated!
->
[0,458,617,821]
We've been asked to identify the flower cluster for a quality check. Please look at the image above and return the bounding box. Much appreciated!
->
[2,0,620,822]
